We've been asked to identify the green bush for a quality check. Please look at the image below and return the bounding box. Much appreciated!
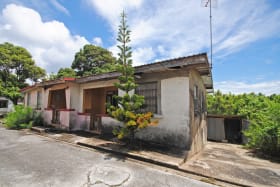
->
[4,105,42,129]
[245,122,280,157]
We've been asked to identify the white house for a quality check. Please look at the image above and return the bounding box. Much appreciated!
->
[0,96,14,117]
[21,53,213,159]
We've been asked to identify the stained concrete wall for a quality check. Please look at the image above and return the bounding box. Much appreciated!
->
[136,77,190,148]
[187,69,208,159]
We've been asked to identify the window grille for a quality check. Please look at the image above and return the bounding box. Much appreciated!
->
[136,82,158,113]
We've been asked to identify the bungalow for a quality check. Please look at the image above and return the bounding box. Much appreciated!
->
[21,53,213,158]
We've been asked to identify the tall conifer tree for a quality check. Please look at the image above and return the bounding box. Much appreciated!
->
[108,11,157,144]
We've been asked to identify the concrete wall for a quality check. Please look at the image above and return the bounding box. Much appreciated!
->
[186,69,207,159]
[24,89,37,108]
[136,76,191,148]
[207,117,225,141]
[43,110,52,125]
[69,83,80,110]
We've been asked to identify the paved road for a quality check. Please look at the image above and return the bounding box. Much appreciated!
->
[0,126,215,187]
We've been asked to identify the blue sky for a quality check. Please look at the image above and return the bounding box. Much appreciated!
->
[0,0,279,95]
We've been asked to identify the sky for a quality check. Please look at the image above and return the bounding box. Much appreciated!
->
[0,0,279,95]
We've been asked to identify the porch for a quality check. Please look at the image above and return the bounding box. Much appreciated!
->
[78,86,119,134]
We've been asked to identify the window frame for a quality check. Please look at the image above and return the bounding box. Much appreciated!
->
[0,100,8,108]
[135,81,161,114]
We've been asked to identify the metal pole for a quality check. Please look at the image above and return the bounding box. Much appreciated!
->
[209,0,213,69]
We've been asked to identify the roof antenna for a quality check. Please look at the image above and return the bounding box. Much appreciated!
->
[201,0,217,69]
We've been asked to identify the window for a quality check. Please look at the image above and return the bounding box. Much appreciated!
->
[0,100,8,108]
[48,89,66,109]
[135,82,158,114]
[194,85,198,99]
[106,90,118,107]
[27,93,31,106]
[194,85,200,115]
[37,91,42,109]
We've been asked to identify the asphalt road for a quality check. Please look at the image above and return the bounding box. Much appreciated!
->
[0,126,215,187]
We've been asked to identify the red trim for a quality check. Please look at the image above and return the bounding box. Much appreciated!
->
[20,85,36,92]
[44,108,75,111]
[63,77,76,81]
[58,108,75,111]
[77,113,109,117]
[95,114,109,117]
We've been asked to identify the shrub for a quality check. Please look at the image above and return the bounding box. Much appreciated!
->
[4,105,42,129]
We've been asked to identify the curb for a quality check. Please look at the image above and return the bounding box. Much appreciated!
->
[30,127,47,133]
[77,142,180,169]
[77,141,251,187]
[29,128,250,187]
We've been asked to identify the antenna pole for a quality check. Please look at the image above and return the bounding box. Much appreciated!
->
[209,0,213,69]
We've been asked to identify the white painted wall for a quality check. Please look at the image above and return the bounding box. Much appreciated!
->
[69,83,80,110]
[137,77,190,148]
[0,97,14,115]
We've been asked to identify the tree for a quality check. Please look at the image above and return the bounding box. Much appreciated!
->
[56,68,76,78]
[71,44,116,76]
[0,42,46,104]
[108,12,157,144]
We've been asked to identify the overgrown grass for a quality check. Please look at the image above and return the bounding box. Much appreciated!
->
[4,105,43,129]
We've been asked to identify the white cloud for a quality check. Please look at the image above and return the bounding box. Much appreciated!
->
[86,0,143,27]
[87,0,280,65]
[50,0,70,16]
[92,37,103,46]
[0,4,89,73]
[215,81,280,95]
[132,47,155,66]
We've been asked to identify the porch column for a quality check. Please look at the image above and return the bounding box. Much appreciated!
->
[65,88,70,109]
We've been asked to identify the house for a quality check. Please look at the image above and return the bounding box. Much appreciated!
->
[21,53,213,159]
[0,96,14,117]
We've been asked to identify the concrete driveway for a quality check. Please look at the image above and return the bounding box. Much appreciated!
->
[181,141,280,187]
[0,126,214,187]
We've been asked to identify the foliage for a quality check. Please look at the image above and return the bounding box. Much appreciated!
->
[71,44,117,76]
[46,68,77,80]
[207,91,280,156]
[4,105,43,129]
[56,68,76,78]
[0,42,46,104]
[108,12,158,143]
